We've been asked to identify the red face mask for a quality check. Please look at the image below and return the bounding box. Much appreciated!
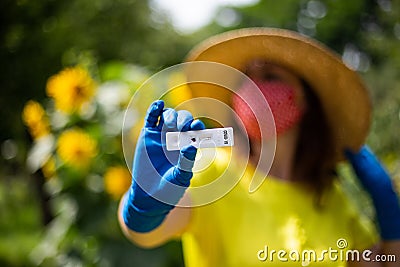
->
[232,80,305,140]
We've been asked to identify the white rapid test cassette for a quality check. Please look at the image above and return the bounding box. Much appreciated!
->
[166,127,234,151]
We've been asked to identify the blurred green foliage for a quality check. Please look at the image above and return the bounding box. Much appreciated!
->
[1,0,400,266]
[207,0,400,157]
[0,0,194,152]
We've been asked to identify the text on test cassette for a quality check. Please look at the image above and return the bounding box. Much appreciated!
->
[166,127,234,151]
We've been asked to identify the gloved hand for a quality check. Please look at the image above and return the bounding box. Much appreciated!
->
[122,100,205,233]
[345,145,400,240]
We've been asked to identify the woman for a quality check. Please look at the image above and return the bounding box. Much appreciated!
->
[119,28,400,266]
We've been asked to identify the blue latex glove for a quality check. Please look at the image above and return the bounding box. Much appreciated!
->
[122,100,205,233]
[345,145,400,240]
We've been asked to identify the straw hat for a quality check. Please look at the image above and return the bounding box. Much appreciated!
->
[185,27,371,160]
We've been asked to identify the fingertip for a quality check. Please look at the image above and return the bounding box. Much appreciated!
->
[177,145,197,172]
[181,145,197,161]
[190,119,205,130]
[177,110,194,131]
[151,100,164,113]
[145,100,164,127]
[154,99,164,106]
[163,108,178,129]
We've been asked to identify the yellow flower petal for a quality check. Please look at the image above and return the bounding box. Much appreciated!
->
[46,67,96,114]
[57,129,97,170]
[22,100,50,139]
[103,166,131,199]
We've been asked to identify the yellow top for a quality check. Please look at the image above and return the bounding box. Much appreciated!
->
[182,150,378,267]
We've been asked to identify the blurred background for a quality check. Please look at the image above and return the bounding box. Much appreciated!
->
[1,0,400,266]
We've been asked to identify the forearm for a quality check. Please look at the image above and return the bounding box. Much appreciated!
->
[345,146,400,266]
[346,146,400,240]
[118,193,191,248]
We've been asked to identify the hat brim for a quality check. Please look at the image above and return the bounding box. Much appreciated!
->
[185,27,371,161]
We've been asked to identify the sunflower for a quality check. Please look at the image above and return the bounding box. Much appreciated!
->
[103,166,132,199]
[57,128,97,170]
[46,67,96,114]
[22,100,50,139]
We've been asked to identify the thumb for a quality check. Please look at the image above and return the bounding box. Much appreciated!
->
[172,145,197,186]
[177,145,197,172]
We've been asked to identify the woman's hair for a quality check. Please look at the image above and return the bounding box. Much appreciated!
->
[292,80,337,204]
